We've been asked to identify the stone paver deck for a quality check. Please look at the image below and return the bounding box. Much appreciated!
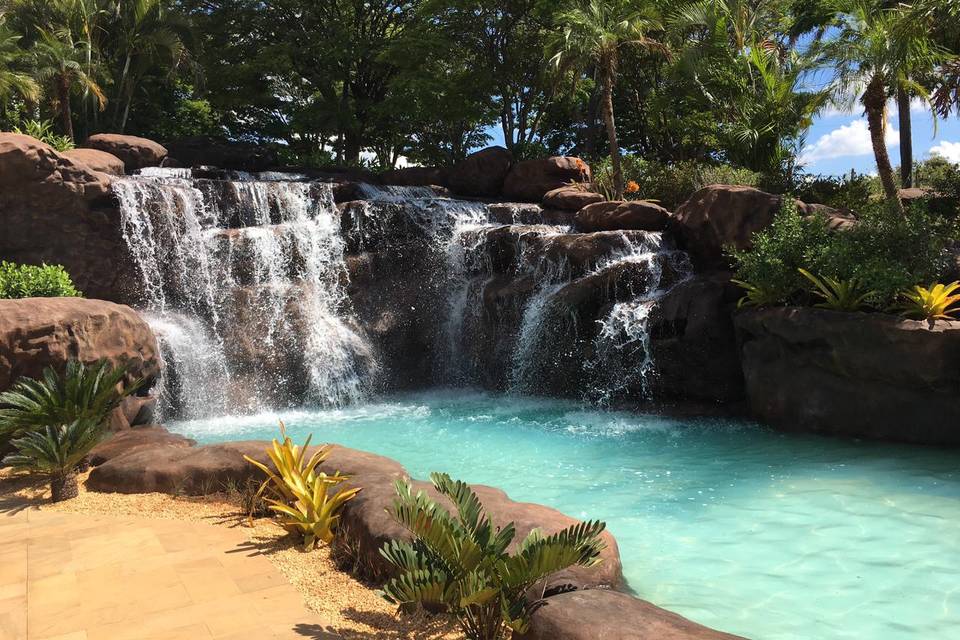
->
[0,503,338,640]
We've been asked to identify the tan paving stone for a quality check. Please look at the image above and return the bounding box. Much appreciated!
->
[0,507,337,640]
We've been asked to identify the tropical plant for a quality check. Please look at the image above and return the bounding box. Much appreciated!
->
[380,472,607,640]
[0,17,38,105]
[549,0,666,199]
[0,261,81,298]
[816,0,947,206]
[2,419,104,501]
[893,282,960,321]
[0,360,139,444]
[731,278,783,308]
[243,423,360,547]
[29,25,107,141]
[10,119,75,150]
[798,268,875,311]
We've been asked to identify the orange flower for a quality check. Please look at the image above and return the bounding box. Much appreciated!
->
[574,158,587,172]
[626,180,640,194]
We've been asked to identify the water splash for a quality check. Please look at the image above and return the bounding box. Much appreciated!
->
[113,173,375,417]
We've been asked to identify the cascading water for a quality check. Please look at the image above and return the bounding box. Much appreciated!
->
[113,172,375,418]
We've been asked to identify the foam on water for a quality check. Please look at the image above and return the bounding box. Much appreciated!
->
[169,391,960,640]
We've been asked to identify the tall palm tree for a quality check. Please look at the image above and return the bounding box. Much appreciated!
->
[30,26,105,141]
[107,0,190,132]
[549,0,666,199]
[818,0,946,207]
[0,18,39,106]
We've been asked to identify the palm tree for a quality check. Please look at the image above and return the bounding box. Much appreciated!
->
[549,0,666,200]
[30,26,105,141]
[107,0,190,132]
[0,18,39,106]
[818,0,946,207]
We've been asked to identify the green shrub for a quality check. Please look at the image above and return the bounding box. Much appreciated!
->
[380,472,606,640]
[791,171,878,212]
[11,120,75,152]
[730,199,955,309]
[592,156,762,208]
[0,262,82,299]
[915,157,960,217]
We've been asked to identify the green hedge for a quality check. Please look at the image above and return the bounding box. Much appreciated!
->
[0,262,82,299]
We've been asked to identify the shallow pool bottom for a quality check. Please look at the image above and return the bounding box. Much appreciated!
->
[169,390,960,640]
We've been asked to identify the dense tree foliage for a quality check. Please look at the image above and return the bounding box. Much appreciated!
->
[0,0,957,185]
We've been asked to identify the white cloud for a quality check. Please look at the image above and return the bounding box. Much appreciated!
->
[799,119,899,164]
[929,141,960,165]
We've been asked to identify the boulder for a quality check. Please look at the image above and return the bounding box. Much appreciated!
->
[798,202,856,231]
[518,590,746,640]
[89,427,195,466]
[736,308,960,444]
[447,146,513,197]
[542,186,604,211]
[673,185,784,269]
[0,134,136,301]
[575,200,671,233]
[0,298,161,393]
[648,272,745,403]
[84,133,167,171]
[502,156,591,202]
[487,203,545,225]
[61,148,125,176]
[381,166,448,187]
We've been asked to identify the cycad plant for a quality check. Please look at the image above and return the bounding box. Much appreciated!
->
[2,419,104,501]
[380,473,606,640]
[0,359,140,445]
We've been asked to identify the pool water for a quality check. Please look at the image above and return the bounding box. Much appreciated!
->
[169,390,960,640]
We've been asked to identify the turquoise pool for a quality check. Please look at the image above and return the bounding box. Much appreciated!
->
[169,390,960,640]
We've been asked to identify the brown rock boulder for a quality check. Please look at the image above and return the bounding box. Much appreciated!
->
[0,133,112,206]
[673,185,784,269]
[381,166,448,187]
[448,146,513,197]
[502,156,591,202]
[575,200,671,232]
[0,133,138,301]
[798,202,856,231]
[61,148,125,176]
[0,298,161,392]
[542,186,604,211]
[518,590,746,640]
[736,307,960,444]
[84,133,167,171]
[89,427,195,466]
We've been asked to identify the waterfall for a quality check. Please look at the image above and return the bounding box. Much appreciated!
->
[113,173,375,418]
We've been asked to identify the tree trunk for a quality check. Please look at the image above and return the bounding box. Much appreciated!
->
[601,72,623,200]
[897,86,913,188]
[50,471,79,502]
[58,76,74,142]
[863,77,901,210]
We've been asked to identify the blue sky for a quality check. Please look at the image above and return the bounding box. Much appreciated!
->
[485,105,960,176]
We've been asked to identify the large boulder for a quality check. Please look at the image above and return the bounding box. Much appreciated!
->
[502,156,591,202]
[89,426,194,466]
[736,308,960,444]
[0,298,161,392]
[575,200,671,233]
[0,133,136,300]
[447,146,513,197]
[518,590,746,640]
[673,185,784,269]
[61,148,125,176]
[542,186,604,212]
[84,133,167,171]
[648,272,745,404]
